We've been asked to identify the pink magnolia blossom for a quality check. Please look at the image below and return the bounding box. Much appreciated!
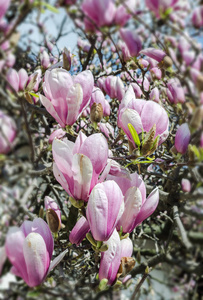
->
[181,178,191,193]
[0,0,11,19]
[0,110,17,154]
[175,123,191,154]
[90,87,110,116]
[118,86,169,146]
[99,229,121,285]
[82,0,116,30]
[48,128,66,144]
[5,218,54,287]
[120,28,142,58]
[86,180,124,241]
[69,216,90,245]
[40,50,50,69]
[140,47,166,62]
[145,0,178,19]
[120,237,133,258]
[40,68,94,127]
[150,87,160,103]
[167,78,185,104]
[52,132,109,202]
[104,76,125,102]
[191,5,203,28]
[108,172,159,233]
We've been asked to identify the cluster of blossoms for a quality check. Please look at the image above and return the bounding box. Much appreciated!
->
[1,0,203,296]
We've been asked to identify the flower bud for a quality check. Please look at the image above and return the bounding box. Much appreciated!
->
[181,178,191,193]
[69,216,90,245]
[175,123,191,154]
[196,74,203,92]
[162,55,173,69]
[63,47,71,71]
[44,196,61,233]
[90,103,103,123]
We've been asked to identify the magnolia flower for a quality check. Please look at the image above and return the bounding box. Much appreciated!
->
[52,132,109,202]
[90,87,110,116]
[108,172,159,233]
[82,0,116,31]
[0,110,17,154]
[167,78,185,104]
[120,28,142,58]
[118,86,169,147]
[6,68,28,92]
[40,68,94,127]
[69,216,90,245]
[175,123,191,154]
[86,181,124,241]
[5,218,54,287]
[99,229,121,285]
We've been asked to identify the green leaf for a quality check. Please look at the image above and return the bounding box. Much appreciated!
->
[27,290,41,298]
[128,123,141,147]
[42,2,59,13]
[29,92,39,98]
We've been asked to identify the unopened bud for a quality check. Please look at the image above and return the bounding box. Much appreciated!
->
[26,73,38,92]
[141,124,156,156]
[162,55,173,69]
[63,47,71,71]
[90,103,103,123]
[190,106,203,129]
[24,91,33,104]
[196,74,203,92]
[46,209,61,233]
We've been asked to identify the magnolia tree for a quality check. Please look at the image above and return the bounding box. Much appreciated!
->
[0,0,203,299]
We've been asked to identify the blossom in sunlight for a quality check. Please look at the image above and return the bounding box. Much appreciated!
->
[40,68,94,127]
[86,181,124,241]
[52,132,109,202]
[108,172,159,233]
[5,218,54,287]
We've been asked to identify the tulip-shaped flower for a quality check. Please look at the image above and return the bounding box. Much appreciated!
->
[104,76,125,102]
[118,86,169,147]
[99,229,121,285]
[40,68,94,127]
[86,181,124,241]
[120,29,142,58]
[108,172,159,233]
[167,78,185,104]
[69,216,90,245]
[5,218,54,287]
[0,110,17,154]
[192,6,203,28]
[44,196,62,233]
[82,0,116,30]
[6,68,28,93]
[174,123,191,154]
[52,132,109,202]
